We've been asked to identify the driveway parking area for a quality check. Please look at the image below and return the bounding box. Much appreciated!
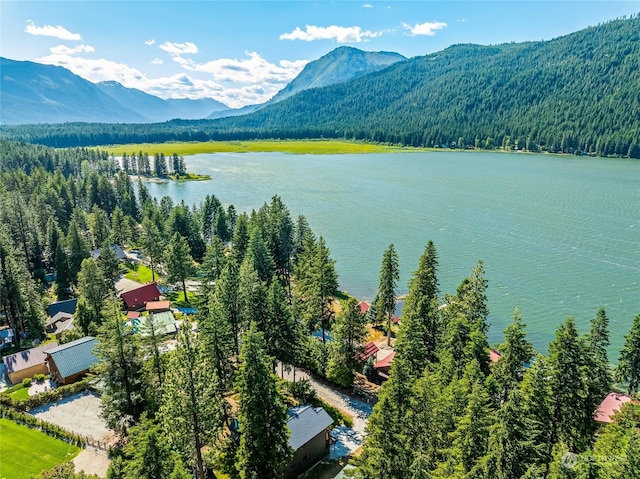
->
[30,391,114,444]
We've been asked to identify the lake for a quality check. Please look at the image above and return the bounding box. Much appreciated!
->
[145,150,640,356]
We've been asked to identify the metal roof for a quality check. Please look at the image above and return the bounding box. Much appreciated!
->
[46,336,99,379]
[3,342,59,374]
[287,405,334,451]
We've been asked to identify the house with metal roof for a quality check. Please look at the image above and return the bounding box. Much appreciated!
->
[129,311,177,337]
[3,342,59,385]
[120,282,162,310]
[47,298,78,318]
[45,337,99,385]
[285,405,334,478]
[595,392,638,424]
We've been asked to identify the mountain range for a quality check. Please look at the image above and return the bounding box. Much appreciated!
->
[2,16,639,158]
[0,47,406,125]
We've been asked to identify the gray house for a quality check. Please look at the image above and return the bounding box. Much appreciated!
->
[285,405,334,478]
[45,336,99,385]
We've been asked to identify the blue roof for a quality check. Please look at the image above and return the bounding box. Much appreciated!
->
[287,406,334,451]
[48,298,78,318]
[46,336,99,379]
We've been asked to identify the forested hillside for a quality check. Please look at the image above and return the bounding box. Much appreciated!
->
[1,140,639,478]
[2,16,639,157]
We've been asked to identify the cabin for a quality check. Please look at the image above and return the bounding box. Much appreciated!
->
[285,405,334,478]
[356,341,379,364]
[120,282,162,310]
[145,300,171,314]
[358,301,370,314]
[45,337,99,385]
[45,312,75,340]
[594,392,638,424]
[489,349,502,364]
[47,298,78,318]
[129,311,177,337]
[91,244,127,262]
[3,342,59,385]
[374,351,396,381]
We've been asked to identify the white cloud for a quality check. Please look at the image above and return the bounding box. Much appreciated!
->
[25,20,82,40]
[145,39,156,46]
[36,45,306,108]
[49,44,95,55]
[362,3,373,7]
[280,25,382,43]
[177,51,308,84]
[151,58,163,65]
[159,41,198,56]
[402,21,447,36]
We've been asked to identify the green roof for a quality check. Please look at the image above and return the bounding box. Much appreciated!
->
[46,337,99,379]
[131,311,177,337]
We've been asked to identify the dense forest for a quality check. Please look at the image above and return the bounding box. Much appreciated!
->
[0,140,638,479]
[1,16,640,158]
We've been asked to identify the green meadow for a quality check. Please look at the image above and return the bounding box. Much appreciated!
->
[104,139,412,156]
[0,418,81,479]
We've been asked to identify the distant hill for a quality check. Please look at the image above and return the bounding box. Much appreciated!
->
[267,46,406,104]
[0,58,145,124]
[1,59,230,124]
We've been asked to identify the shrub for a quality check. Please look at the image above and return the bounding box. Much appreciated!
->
[34,374,46,382]
[22,378,32,387]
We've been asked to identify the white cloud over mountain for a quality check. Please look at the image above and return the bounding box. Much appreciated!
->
[402,21,447,36]
[280,25,382,43]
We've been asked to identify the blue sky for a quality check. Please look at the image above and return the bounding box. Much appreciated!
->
[2,1,639,107]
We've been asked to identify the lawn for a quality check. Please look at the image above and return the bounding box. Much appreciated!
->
[124,263,160,283]
[104,139,411,157]
[0,418,81,479]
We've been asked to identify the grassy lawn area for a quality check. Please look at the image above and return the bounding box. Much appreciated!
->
[0,418,81,479]
[124,263,159,283]
[167,290,197,307]
[104,139,412,157]
[8,385,30,400]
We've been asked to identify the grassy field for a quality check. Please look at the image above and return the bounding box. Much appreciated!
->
[0,418,81,479]
[104,139,413,156]
[124,263,160,284]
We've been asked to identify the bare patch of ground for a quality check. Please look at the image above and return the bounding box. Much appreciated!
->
[30,391,114,444]
[73,447,110,478]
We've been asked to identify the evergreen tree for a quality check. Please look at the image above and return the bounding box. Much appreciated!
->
[199,236,227,286]
[77,258,107,331]
[95,296,146,433]
[140,217,164,283]
[357,355,414,479]
[66,218,90,284]
[493,308,535,403]
[547,317,591,454]
[244,227,275,285]
[395,240,440,376]
[375,244,399,346]
[236,324,292,479]
[616,313,640,394]
[98,243,121,291]
[160,321,223,479]
[238,259,269,334]
[455,260,489,333]
[140,312,166,413]
[216,257,242,355]
[164,232,195,303]
[326,296,368,387]
[232,213,250,262]
[480,389,536,479]
[264,279,300,373]
[123,415,174,479]
[200,293,236,397]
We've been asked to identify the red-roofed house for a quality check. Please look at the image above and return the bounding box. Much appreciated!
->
[126,311,141,320]
[358,301,370,314]
[489,349,502,363]
[374,351,395,381]
[356,341,379,363]
[120,283,162,310]
[595,392,638,424]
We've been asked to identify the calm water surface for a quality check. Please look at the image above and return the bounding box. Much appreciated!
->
[145,151,640,355]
